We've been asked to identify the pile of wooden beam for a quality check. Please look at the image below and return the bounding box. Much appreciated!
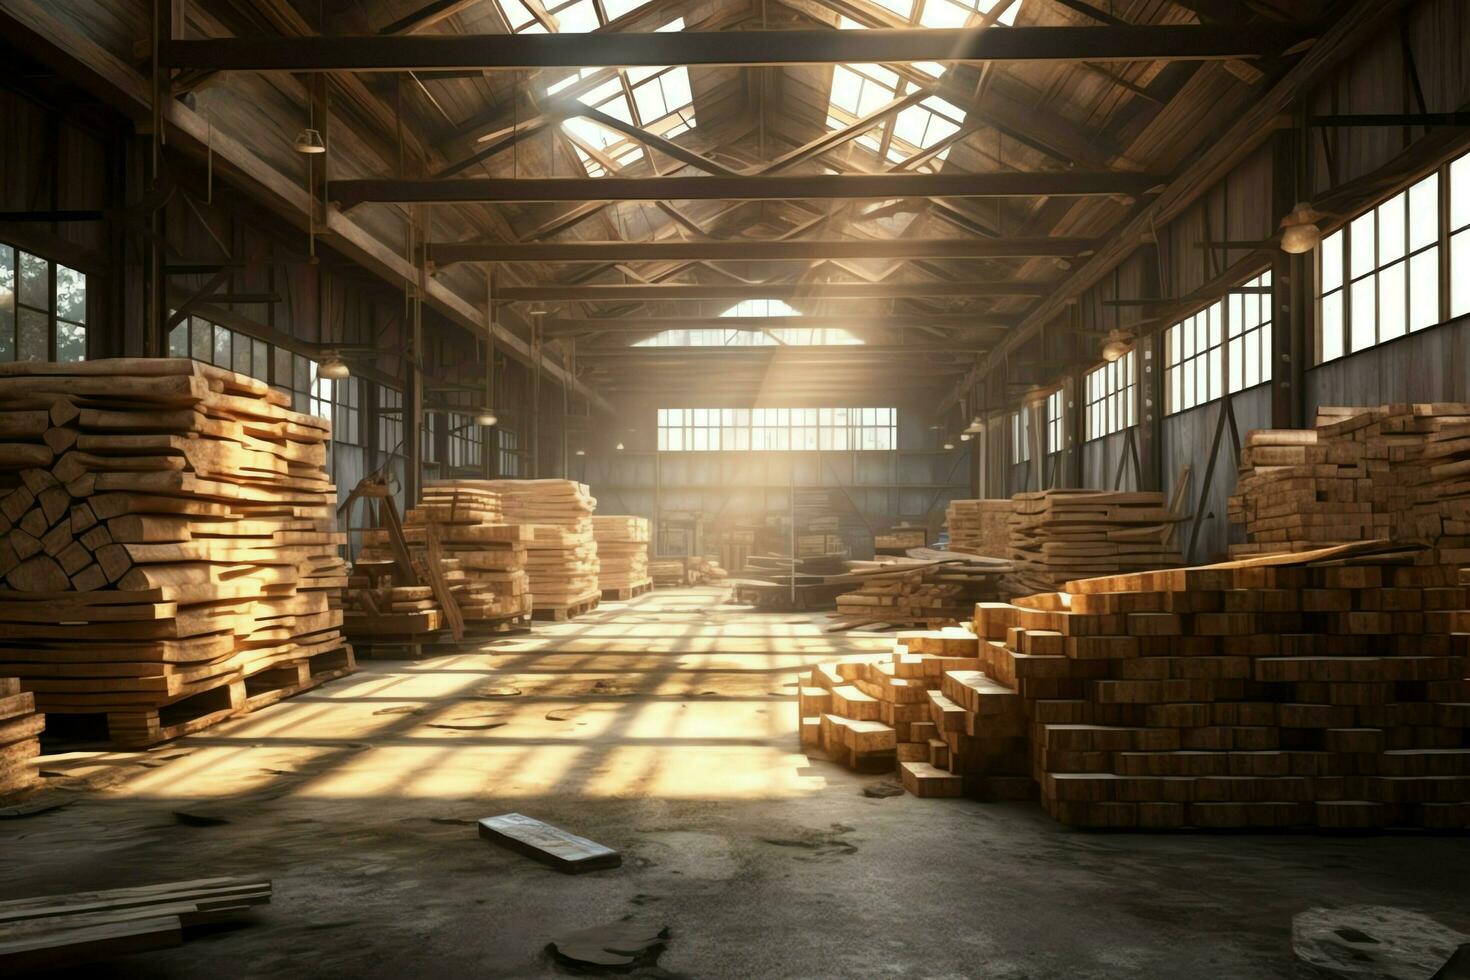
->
[591,515,651,600]
[0,359,352,746]
[0,877,271,972]
[649,555,726,588]
[481,480,600,618]
[830,554,1010,630]
[970,542,1470,829]
[0,677,42,798]
[343,568,443,639]
[874,526,926,554]
[1230,404,1470,584]
[944,499,1014,558]
[1007,490,1186,594]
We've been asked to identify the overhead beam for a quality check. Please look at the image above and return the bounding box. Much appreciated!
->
[430,237,1096,265]
[497,281,1047,301]
[378,0,484,34]
[541,315,1018,334]
[334,172,1161,207]
[159,26,1307,71]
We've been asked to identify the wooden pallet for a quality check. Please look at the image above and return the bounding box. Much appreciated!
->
[352,619,531,660]
[532,594,601,622]
[42,677,247,749]
[600,581,652,601]
[240,645,357,713]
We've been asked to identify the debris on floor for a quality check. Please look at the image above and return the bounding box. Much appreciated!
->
[479,813,622,873]
[1292,905,1469,980]
[546,921,668,973]
[0,876,271,973]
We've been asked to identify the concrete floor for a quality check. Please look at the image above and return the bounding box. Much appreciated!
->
[2,586,1467,979]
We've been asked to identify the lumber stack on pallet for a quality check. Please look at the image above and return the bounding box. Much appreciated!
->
[831,555,1010,630]
[0,359,352,746]
[1230,404,1470,584]
[1007,490,1186,594]
[969,541,1470,829]
[343,564,444,639]
[0,677,42,798]
[357,483,532,626]
[474,480,599,614]
[874,526,926,553]
[0,877,271,972]
[649,558,688,588]
[591,515,651,597]
[945,499,1014,557]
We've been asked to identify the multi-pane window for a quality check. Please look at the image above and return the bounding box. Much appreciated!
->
[1319,171,1439,361]
[447,412,482,469]
[825,64,966,169]
[634,299,863,346]
[1227,271,1272,393]
[1449,153,1470,319]
[0,243,87,362]
[1045,389,1065,455]
[1010,408,1030,464]
[919,0,1020,28]
[376,385,403,457]
[169,316,271,383]
[1085,350,1137,438]
[311,375,360,446]
[422,411,439,465]
[1165,303,1222,414]
[499,429,522,477]
[656,407,896,451]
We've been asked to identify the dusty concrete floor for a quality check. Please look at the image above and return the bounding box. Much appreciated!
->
[2,586,1468,979]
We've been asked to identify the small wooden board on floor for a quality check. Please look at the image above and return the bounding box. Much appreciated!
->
[478,813,621,873]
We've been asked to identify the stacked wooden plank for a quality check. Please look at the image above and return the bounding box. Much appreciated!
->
[874,526,927,553]
[591,515,651,599]
[343,566,443,639]
[1230,404,1470,585]
[649,557,688,588]
[966,542,1470,829]
[0,677,42,798]
[831,555,1010,630]
[945,498,1014,557]
[1007,490,1186,594]
[476,480,599,617]
[0,877,270,972]
[0,359,352,746]
[358,482,532,626]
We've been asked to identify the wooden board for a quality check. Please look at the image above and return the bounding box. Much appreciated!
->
[477,813,621,873]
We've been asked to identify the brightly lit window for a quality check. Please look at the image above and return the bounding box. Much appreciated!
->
[0,243,86,362]
[1085,350,1137,438]
[825,64,965,169]
[1226,271,1272,394]
[1165,303,1221,414]
[447,412,482,469]
[1045,389,1065,455]
[634,299,863,346]
[657,407,895,451]
[1453,153,1470,319]
[1319,171,1440,361]
[525,8,696,177]
[1010,408,1029,464]
[919,0,1020,28]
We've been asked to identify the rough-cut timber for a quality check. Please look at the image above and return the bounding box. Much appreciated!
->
[1008,490,1187,594]
[0,677,42,798]
[472,480,600,614]
[0,359,352,746]
[591,515,651,597]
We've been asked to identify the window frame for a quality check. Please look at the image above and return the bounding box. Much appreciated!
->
[0,242,89,363]
[1084,349,1138,439]
[657,406,896,452]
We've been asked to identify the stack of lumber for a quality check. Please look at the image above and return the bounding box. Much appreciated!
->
[591,515,651,598]
[1230,404,1470,584]
[358,482,532,625]
[802,540,1470,826]
[969,541,1470,829]
[830,554,1010,630]
[0,359,352,746]
[0,877,271,972]
[874,526,927,552]
[343,565,443,639]
[694,555,727,582]
[478,480,599,615]
[945,499,1014,557]
[0,677,42,798]
[649,557,688,588]
[1007,490,1186,594]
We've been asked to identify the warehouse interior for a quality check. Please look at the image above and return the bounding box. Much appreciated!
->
[0,0,1469,976]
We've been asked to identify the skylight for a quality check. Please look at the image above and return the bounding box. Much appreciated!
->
[496,2,697,176]
[825,1,1018,168]
[633,300,865,346]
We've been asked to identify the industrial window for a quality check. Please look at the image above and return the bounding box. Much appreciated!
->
[634,299,863,346]
[311,375,360,447]
[376,385,403,458]
[447,412,482,469]
[1010,409,1029,464]
[1164,303,1222,414]
[0,243,87,362]
[1450,152,1470,319]
[1085,350,1137,438]
[498,429,522,477]
[1045,389,1065,455]
[422,412,439,465]
[1226,270,1272,393]
[170,316,271,383]
[825,63,966,170]
[1318,171,1440,361]
[918,0,1020,29]
[657,407,895,451]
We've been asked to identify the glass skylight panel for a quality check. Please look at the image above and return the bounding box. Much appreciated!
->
[918,0,1021,28]
[889,96,963,163]
[600,0,650,20]
[634,300,862,347]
